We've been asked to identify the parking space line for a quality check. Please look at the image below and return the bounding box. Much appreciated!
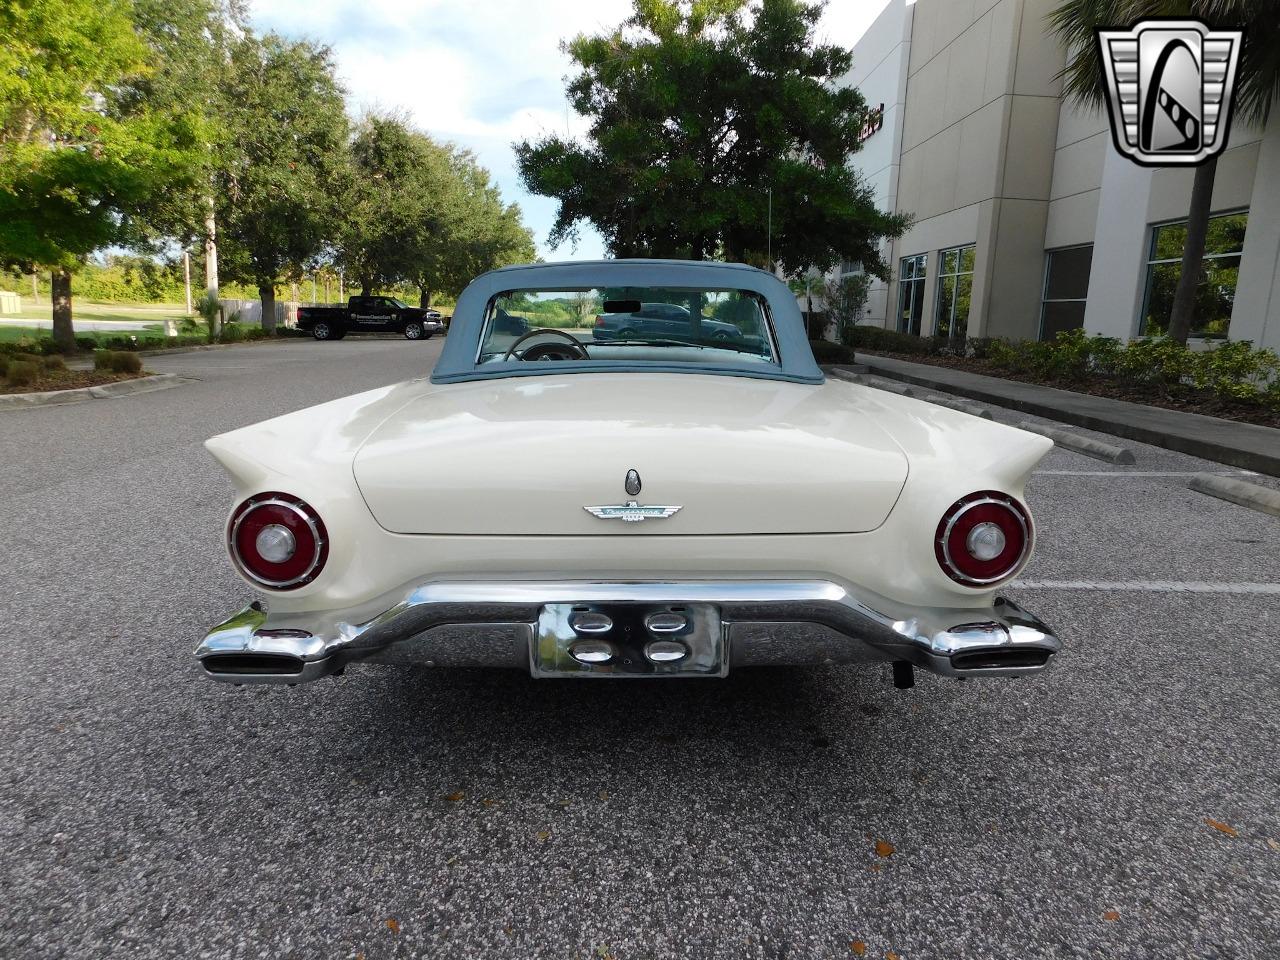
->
[1034,470,1258,477]
[1013,580,1280,594]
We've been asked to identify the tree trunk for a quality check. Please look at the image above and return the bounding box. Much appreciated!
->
[418,286,432,308]
[259,283,277,333]
[51,267,74,353]
[1166,156,1216,344]
[360,278,373,296]
[203,198,219,297]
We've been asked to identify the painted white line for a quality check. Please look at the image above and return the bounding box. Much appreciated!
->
[1012,580,1280,595]
[1034,470,1258,477]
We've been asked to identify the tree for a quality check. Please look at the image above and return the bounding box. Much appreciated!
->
[515,0,906,277]
[1051,0,1278,344]
[124,0,246,308]
[214,33,347,331]
[824,272,871,346]
[335,114,445,297]
[0,0,203,350]
[402,144,535,306]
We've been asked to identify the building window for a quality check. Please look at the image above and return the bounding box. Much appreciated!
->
[1040,245,1093,341]
[934,245,975,342]
[897,254,927,335]
[1141,211,1248,337]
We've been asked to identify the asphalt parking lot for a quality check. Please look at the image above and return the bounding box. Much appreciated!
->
[2,337,1277,959]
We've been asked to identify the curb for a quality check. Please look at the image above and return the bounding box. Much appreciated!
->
[926,394,993,419]
[0,373,185,410]
[1018,421,1136,464]
[63,337,300,369]
[1187,474,1280,518]
[827,367,917,397]
[845,359,1280,477]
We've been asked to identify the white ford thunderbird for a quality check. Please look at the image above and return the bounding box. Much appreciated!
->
[197,260,1059,687]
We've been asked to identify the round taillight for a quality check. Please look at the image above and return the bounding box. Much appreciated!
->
[935,491,1031,586]
[228,493,328,589]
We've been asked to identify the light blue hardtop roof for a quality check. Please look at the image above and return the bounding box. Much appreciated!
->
[430,258,824,385]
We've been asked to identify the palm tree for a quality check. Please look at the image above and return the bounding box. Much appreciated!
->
[1050,0,1279,344]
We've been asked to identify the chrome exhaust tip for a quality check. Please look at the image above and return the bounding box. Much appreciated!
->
[201,652,306,676]
[950,647,1053,671]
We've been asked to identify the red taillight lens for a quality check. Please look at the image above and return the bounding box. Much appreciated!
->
[228,492,328,589]
[594,315,606,326]
[934,491,1031,586]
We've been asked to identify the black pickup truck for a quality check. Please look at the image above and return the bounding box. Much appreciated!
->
[295,296,446,341]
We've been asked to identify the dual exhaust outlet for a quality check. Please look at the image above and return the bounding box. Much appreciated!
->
[567,609,690,666]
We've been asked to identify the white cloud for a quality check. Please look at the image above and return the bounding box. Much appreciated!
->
[250,0,891,261]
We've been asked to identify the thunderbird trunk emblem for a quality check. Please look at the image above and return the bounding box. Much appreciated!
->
[1098,19,1242,167]
[585,469,681,522]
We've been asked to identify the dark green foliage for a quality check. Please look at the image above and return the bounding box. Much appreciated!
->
[213,33,348,331]
[6,360,38,387]
[1,327,287,357]
[807,340,856,364]
[824,274,872,348]
[95,350,144,373]
[515,0,907,276]
[842,326,942,357]
[835,323,1279,409]
[1051,1,1277,128]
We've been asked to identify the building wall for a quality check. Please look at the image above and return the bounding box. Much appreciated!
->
[843,0,1280,350]
[1083,114,1271,345]
[841,0,913,327]
[891,0,1065,339]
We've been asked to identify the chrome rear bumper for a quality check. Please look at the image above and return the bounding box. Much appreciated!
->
[195,580,1060,685]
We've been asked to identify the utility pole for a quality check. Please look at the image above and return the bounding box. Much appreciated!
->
[767,188,773,273]
[311,274,317,304]
[338,268,345,302]
[182,251,192,315]
[32,272,39,304]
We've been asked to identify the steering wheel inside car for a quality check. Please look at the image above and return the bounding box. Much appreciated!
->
[503,328,590,362]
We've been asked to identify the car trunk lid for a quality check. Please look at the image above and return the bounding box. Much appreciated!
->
[353,374,908,535]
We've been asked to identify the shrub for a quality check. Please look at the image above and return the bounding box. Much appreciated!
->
[94,350,143,374]
[967,337,997,360]
[1191,340,1279,402]
[845,325,941,356]
[1114,337,1196,386]
[6,360,39,387]
[0,357,8,379]
[808,339,856,364]
[42,355,66,371]
[113,352,143,373]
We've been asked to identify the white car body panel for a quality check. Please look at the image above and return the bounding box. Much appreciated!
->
[351,373,909,536]
[204,375,1052,616]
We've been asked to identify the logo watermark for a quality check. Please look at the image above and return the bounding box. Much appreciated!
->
[1097,19,1242,167]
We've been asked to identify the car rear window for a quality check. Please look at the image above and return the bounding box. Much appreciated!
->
[476,286,778,367]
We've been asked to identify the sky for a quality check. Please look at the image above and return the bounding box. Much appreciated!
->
[250,0,894,262]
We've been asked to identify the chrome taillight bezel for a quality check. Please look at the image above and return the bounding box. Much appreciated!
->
[228,492,328,590]
[934,491,1033,587]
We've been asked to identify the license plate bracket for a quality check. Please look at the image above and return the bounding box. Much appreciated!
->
[532,601,726,677]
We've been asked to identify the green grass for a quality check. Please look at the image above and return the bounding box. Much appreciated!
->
[4,300,189,325]
[0,323,165,343]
